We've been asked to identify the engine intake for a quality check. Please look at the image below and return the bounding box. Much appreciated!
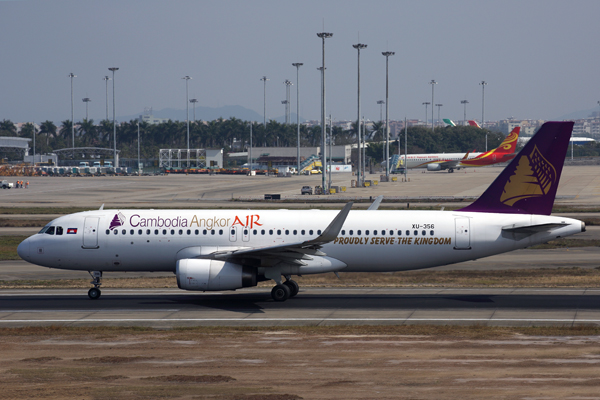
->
[176,259,256,291]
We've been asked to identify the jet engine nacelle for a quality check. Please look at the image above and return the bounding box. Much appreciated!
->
[427,164,442,171]
[176,259,256,291]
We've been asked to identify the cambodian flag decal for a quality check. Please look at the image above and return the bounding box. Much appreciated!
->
[67,228,78,234]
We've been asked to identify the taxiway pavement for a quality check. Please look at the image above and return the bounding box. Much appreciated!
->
[1,287,599,328]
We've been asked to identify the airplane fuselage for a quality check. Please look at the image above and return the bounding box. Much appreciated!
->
[19,209,583,274]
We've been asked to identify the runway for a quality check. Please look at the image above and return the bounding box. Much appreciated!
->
[1,287,600,328]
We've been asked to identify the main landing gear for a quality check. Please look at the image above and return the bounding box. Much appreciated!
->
[271,276,300,302]
[88,271,102,300]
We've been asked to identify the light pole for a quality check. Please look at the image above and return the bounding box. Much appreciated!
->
[318,31,333,194]
[103,76,110,121]
[249,122,253,173]
[382,51,394,177]
[260,76,269,129]
[435,104,443,126]
[183,76,191,157]
[108,67,119,167]
[281,100,288,125]
[292,62,303,175]
[353,42,367,186]
[377,100,385,122]
[480,80,487,151]
[69,72,76,157]
[137,121,141,175]
[190,99,198,122]
[283,80,292,124]
[82,97,91,120]
[430,80,437,131]
[461,99,469,125]
[422,102,430,125]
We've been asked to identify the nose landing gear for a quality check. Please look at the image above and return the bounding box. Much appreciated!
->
[88,271,102,300]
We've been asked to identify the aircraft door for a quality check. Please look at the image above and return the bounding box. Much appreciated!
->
[242,227,250,242]
[454,217,471,250]
[83,217,100,249]
[229,226,237,242]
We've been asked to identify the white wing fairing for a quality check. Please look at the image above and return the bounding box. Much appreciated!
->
[15,122,586,302]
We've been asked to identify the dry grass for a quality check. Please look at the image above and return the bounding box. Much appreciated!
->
[4,267,600,289]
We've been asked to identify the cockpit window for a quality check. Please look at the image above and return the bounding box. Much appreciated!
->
[39,226,50,234]
[45,226,55,235]
[56,227,64,235]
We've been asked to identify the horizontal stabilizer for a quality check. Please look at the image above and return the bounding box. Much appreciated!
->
[501,222,568,240]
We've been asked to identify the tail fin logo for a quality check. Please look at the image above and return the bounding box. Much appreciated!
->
[500,145,557,206]
[109,212,126,230]
[499,128,520,152]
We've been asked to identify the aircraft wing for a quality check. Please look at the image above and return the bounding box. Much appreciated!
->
[427,159,460,170]
[209,202,353,265]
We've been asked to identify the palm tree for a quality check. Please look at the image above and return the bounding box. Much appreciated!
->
[0,119,17,137]
[39,120,57,146]
[78,119,97,146]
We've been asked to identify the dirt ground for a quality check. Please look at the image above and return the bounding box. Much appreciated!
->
[2,327,600,399]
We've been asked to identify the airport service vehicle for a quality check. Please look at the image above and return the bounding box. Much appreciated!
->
[17,122,584,302]
[1,180,13,189]
[301,186,313,195]
[399,126,520,173]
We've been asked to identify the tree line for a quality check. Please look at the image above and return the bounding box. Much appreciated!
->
[5,117,597,162]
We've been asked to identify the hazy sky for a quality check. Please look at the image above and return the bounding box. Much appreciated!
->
[2,0,600,125]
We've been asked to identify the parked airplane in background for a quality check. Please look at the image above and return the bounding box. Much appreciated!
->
[399,126,520,172]
[468,120,481,128]
[17,122,582,302]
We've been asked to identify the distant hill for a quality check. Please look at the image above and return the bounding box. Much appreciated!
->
[119,105,304,123]
[557,108,599,121]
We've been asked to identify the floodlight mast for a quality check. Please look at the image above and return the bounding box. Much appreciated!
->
[283,80,293,124]
[461,99,469,125]
[353,43,367,186]
[317,32,333,194]
[435,104,443,126]
[422,102,430,125]
[182,76,192,154]
[69,73,76,157]
[190,99,198,122]
[480,80,487,151]
[82,97,91,120]
[103,76,110,121]
[382,51,394,177]
[430,80,437,131]
[292,63,303,175]
[108,67,119,167]
[260,76,269,128]
[377,100,385,123]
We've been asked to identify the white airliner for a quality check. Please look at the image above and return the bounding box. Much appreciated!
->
[399,126,520,172]
[18,122,584,302]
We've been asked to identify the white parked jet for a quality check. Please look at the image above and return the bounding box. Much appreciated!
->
[18,122,584,302]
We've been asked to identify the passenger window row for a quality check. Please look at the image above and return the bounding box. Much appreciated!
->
[105,228,324,236]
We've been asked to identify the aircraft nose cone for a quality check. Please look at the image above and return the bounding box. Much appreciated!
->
[17,238,30,261]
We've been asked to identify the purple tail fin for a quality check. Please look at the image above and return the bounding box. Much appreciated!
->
[457,121,574,215]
